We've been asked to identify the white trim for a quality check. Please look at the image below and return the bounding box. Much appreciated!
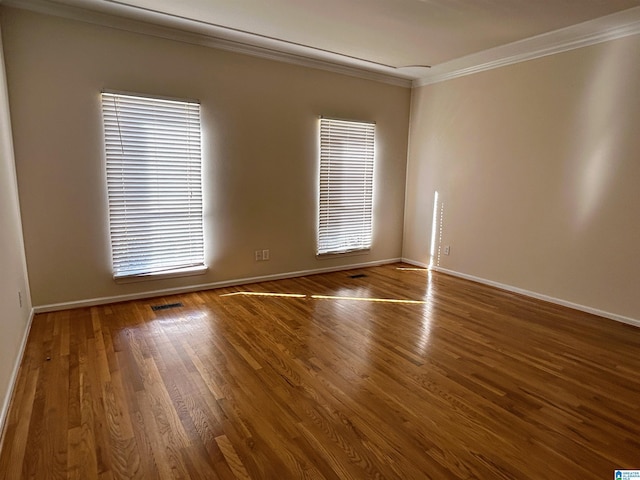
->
[33,258,402,313]
[0,308,35,449]
[7,1,640,90]
[114,265,208,284]
[424,265,640,329]
[1,0,413,88]
[414,7,640,87]
[401,258,429,269]
[101,88,200,105]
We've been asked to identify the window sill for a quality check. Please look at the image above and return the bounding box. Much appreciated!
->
[317,249,370,259]
[114,265,208,284]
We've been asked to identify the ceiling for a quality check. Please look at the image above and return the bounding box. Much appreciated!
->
[5,0,640,86]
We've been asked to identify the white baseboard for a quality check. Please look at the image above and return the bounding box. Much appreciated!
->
[0,307,35,449]
[422,264,640,329]
[400,258,429,269]
[34,258,402,313]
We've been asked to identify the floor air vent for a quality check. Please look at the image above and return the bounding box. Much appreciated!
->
[349,273,367,279]
[151,302,183,311]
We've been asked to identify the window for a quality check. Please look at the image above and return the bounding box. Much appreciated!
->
[101,91,205,279]
[318,117,375,255]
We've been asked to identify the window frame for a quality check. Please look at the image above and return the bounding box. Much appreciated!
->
[101,90,206,281]
[317,116,375,256]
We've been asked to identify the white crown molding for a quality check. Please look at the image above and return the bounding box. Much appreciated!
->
[413,6,640,87]
[0,0,414,87]
[2,1,639,89]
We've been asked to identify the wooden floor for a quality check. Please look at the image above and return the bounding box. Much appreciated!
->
[1,264,639,479]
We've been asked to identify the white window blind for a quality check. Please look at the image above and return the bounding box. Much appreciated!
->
[101,91,205,278]
[318,117,375,255]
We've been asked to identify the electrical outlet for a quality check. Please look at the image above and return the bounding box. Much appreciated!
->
[255,250,262,261]
[444,246,451,255]
[262,249,270,261]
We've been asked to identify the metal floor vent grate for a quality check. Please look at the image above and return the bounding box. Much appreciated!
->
[151,302,184,311]
[349,273,367,279]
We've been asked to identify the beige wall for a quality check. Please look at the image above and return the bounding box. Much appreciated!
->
[5,5,638,323]
[1,8,411,307]
[0,22,32,427]
[404,34,640,321]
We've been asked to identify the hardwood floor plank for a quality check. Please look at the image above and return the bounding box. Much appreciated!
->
[215,435,251,480]
[2,264,640,479]
[0,366,39,480]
